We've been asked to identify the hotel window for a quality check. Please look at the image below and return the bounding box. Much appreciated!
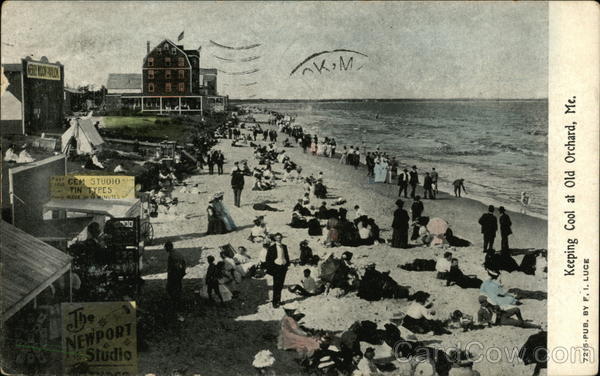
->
[165,83,172,92]
[178,70,185,79]
[148,70,154,79]
[165,70,172,79]
[178,82,185,92]
[178,57,185,67]
[164,43,169,50]
[165,57,171,67]
[148,83,155,92]
[171,48,177,56]
[148,57,154,67]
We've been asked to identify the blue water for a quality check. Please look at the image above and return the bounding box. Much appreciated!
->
[248,100,548,217]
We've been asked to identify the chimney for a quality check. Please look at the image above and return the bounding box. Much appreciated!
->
[147,41,150,55]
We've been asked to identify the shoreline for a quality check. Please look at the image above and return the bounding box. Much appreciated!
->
[240,102,548,220]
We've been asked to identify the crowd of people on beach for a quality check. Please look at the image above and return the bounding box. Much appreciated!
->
[158,110,547,376]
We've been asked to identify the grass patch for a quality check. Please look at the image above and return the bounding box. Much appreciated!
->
[103,116,192,142]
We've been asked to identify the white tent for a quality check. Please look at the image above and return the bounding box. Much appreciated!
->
[61,118,105,154]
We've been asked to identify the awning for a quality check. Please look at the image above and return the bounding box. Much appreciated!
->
[1,220,72,321]
[43,198,141,218]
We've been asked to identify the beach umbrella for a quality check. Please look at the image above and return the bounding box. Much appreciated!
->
[426,217,448,235]
[427,217,448,246]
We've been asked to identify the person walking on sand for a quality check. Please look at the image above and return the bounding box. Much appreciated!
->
[231,161,245,207]
[392,199,410,248]
[165,241,186,320]
[520,191,530,214]
[216,151,225,175]
[431,167,439,196]
[409,166,419,198]
[478,205,498,252]
[423,172,434,199]
[411,196,424,221]
[453,178,467,197]
[266,233,290,308]
[398,168,409,198]
[499,206,512,254]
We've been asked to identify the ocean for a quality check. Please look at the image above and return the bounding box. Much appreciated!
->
[247,100,548,217]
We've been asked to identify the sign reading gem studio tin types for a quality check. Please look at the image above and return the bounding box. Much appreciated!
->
[62,302,137,375]
[26,61,61,80]
[50,175,135,200]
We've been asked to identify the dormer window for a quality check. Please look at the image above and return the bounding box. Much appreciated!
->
[148,57,154,67]
[164,43,169,50]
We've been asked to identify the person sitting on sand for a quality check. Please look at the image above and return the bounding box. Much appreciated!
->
[289,269,324,297]
[290,211,309,229]
[234,246,254,275]
[299,240,319,265]
[293,199,313,217]
[316,202,329,220]
[436,252,453,279]
[277,302,321,358]
[446,259,483,289]
[447,350,480,376]
[324,213,341,247]
[249,218,270,242]
[402,291,451,335]
[314,179,328,199]
[357,217,374,246]
[479,270,520,308]
[221,250,243,284]
[477,295,540,329]
[366,218,384,244]
[338,209,359,247]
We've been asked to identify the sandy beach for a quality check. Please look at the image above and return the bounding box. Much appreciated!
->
[137,126,547,376]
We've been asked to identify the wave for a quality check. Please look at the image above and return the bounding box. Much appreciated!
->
[434,142,497,157]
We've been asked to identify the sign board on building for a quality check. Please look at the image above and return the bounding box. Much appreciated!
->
[62,301,137,375]
[50,175,135,200]
[26,61,61,80]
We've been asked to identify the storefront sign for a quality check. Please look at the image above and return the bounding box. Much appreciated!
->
[26,62,61,80]
[62,302,137,375]
[50,175,135,200]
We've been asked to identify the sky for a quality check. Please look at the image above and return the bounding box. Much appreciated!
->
[1,1,548,99]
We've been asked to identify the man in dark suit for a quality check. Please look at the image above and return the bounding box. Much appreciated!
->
[478,205,498,252]
[411,196,424,221]
[265,233,290,308]
[423,172,434,199]
[409,165,419,198]
[397,168,409,198]
[498,206,512,254]
[230,161,245,207]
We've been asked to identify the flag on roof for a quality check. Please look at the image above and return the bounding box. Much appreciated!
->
[178,31,184,41]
